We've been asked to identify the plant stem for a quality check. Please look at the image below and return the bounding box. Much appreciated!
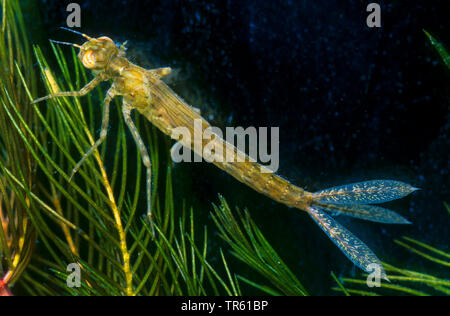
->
[83,124,133,295]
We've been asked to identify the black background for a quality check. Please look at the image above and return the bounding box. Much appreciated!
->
[27,0,449,295]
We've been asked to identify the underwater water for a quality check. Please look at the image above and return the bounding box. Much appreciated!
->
[9,0,449,295]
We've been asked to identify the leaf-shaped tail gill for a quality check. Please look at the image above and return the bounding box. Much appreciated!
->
[313,202,411,224]
[307,206,388,280]
[312,180,418,205]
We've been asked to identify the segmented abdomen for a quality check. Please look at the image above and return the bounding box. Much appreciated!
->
[206,136,312,210]
[141,80,313,210]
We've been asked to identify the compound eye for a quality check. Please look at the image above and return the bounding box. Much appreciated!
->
[82,50,96,68]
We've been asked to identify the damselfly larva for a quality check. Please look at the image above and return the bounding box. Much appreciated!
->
[33,28,418,277]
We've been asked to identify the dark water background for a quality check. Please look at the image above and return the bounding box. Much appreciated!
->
[25,0,449,295]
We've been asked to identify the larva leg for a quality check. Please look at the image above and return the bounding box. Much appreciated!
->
[119,41,128,55]
[149,67,172,78]
[69,88,115,181]
[122,103,155,237]
[32,76,104,104]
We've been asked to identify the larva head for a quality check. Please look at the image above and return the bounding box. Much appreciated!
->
[54,28,119,71]
[78,36,119,71]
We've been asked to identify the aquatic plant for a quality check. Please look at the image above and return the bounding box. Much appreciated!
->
[0,0,307,296]
[0,0,37,296]
[423,30,450,71]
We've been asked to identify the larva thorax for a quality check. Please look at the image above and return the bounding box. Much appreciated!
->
[77,35,152,110]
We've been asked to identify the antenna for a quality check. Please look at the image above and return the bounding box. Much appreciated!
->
[59,27,93,40]
[50,39,82,49]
